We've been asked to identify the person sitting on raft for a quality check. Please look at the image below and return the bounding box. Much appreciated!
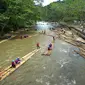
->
[49,43,52,48]
[15,57,21,64]
[17,57,20,61]
[11,60,16,68]
[36,43,40,49]
[48,43,52,50]
[48,46,51,51]
[24,35,28,38]
[24,35,27,38]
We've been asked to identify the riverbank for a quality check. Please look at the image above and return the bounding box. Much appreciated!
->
[59,22,85,39]
[0,30,37,44]
[54,28,85,58]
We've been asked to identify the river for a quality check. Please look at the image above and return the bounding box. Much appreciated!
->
[0,21,85,85]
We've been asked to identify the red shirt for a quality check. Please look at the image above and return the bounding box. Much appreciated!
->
[37,43,39,46]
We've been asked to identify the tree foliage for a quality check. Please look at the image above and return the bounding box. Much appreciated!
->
[0,0,41,36]
[41,0,85,22]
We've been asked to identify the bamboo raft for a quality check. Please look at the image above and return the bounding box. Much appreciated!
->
[42,50,52,56]
[42,41,54,56]
[0,49,40,81]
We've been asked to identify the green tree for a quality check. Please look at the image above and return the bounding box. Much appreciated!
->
[40,0,85,23]
[0,0,41,37]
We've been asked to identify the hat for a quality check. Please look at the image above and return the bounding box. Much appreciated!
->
[12,60,14,62]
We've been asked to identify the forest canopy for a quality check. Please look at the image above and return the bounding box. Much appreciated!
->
[40,0,85,22]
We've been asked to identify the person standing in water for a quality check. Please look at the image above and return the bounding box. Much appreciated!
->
[36,43,40,49]
[53,36,55,41]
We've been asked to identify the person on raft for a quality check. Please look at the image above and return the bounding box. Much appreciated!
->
[48,43,52,50]
[36,43,40,49]
[48,46,51,51]
[17,57,21,61]
[11,60,16,68]
[15,57,21,64]
[49,43,52,48]
[24,35,27,38]
[42,43,52,55]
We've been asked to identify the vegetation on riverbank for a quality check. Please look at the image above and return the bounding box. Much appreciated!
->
[0,0,41,37]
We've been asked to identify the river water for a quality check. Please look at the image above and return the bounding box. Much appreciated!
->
[0,22,85,85]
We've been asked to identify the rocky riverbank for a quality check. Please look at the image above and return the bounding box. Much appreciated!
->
[54,28,85,58]
[59,22,85,39]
